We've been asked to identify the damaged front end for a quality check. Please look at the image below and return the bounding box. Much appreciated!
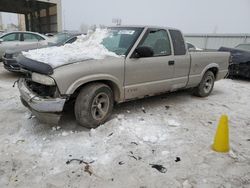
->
[18,73,67,124]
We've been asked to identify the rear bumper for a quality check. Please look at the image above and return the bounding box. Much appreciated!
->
[216,70,228,80]
[18,78,66,124]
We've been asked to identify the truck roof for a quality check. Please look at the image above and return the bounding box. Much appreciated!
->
[110,25,179,31]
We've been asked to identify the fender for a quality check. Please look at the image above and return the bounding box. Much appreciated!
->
[65,74,124,101]
[200,63,219,79]
[187,62,219,88]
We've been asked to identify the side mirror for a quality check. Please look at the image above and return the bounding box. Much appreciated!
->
[133,46,154,58]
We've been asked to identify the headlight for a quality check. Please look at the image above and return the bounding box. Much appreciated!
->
[32,72,55,86]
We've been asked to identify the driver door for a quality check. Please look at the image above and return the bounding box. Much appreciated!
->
[124,28,175,100]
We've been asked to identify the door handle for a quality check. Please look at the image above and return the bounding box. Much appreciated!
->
[168,60,175,65]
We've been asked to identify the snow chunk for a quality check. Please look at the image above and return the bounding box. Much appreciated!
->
[143,136,159,143]
[167,119,180,127]
[61,131,69,137]
[117,114,125,120]
[22,28,120,68]
[89,128,96,137]
[51,127,57,131]
[161,150,170,156]
[135,126,168,144]
[182,180,192,188]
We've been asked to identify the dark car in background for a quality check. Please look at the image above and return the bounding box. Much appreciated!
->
[2,32,82,72]
[48,32,81,46]
[219,43,250,78]
[235,43,250,51]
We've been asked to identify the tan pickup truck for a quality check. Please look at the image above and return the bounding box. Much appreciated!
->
[17,26,230,128]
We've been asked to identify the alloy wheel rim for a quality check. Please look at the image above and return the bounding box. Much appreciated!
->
[204,76,213,93]
[91,92,110,121]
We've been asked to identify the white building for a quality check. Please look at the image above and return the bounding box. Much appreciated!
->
[185,34,250,49]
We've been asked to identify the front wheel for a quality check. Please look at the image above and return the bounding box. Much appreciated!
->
[74,83,114,128]
[193,71,215,97]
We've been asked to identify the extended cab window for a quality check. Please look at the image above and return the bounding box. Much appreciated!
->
[169,30,186,55]
[139,29,171,56]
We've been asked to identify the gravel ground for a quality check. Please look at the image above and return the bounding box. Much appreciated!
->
[0,64,249,188]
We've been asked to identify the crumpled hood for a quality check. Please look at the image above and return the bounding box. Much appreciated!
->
[17,54,54,75]
[17,54,96,75]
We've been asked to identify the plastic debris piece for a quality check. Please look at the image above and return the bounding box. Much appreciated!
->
[150,164,167,173]
[175,157,181,162]
[84,164,93,176]
[142,107,146,113]
[108,132,113,137]
[66,159,95,165]
[131,142,138,145]
[118,161,124,165]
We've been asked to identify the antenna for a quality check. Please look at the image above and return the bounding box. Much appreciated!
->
[112,18,122,26]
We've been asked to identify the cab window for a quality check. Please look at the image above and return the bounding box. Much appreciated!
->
[1,33,19,42]
[139,29,171,56]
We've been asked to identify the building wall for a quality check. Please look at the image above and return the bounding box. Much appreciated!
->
[37,0,62,32]
[18,14,25,31]
[0,12,3,30]
[0,0,62,33]
[25,0,62,33]
[185,34,250,49]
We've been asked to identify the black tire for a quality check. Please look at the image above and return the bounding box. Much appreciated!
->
[74,83,114,128]
[193,71,215,97]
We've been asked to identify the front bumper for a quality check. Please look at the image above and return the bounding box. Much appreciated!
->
[229,63,250,78]
[2,56,20,72]
[18,78,66,124]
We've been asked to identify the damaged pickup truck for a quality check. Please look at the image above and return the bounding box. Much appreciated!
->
[17,26,230,128]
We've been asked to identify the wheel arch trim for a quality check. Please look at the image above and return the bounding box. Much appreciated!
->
[66,74,124,102]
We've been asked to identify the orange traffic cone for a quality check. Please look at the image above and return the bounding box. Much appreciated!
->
[212,115,230,153]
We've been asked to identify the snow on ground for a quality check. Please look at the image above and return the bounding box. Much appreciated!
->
[0,64,250,188]
[22,29,119,68]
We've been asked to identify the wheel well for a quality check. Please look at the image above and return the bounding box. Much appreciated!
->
[70,80,121,102]
[207,67,218,79]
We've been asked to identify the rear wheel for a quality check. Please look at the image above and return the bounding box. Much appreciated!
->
[193,71,215,97]
[74,83,114,128]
